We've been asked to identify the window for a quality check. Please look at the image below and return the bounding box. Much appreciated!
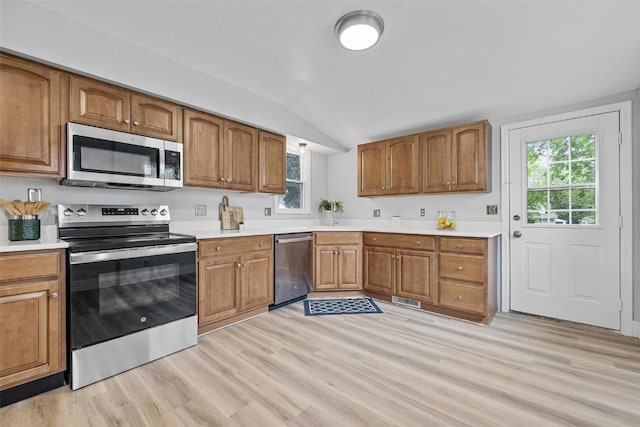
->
[276,149,310,214]
[526,133,597,225]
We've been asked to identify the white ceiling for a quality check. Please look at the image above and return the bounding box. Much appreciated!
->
[9,1,640,149]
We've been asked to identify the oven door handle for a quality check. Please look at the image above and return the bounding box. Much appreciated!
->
[69,242,197,264]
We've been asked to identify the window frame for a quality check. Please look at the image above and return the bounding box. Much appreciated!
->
[274,146,311,215]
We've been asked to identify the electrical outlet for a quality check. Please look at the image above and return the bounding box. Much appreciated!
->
[486,205,498,215]
[373,209,381,217]
[195,205,207,216]
[264,207,272,216]
[420,208,425,217]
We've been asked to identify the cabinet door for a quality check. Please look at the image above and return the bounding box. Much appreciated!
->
[198,256,240,324]
[69,76,130,132]
[314,245,338,290]
[131,94,181,141]
[386,135,419,195]
[183,109,225,188]
[224,121,257,191]
[420,129,452,193]
[357,141,386,196]
[239,251,274,311]
[338,245,362,290]
[0,280,61,390]
[363,246,395,295]
[396,249,436,304]
[258,131,286,194]
[451,121,487,192]
[0,54,63,176]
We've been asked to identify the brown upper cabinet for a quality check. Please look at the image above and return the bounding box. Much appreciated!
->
[358,120,489,196]
[358,134,420,196]
[183,109,258,191]
[69,75,182,141]
[0,54,64,177]
[258,131,286,194]
[421,120,488,193]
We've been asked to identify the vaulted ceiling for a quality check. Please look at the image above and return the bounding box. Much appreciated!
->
[3,1,640,151]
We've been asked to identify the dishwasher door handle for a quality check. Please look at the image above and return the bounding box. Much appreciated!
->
[276,236,314,244]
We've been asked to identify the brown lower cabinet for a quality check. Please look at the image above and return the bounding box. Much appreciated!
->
[364,233,497,324]
[197,236,273,334]
[313,232,362,291]
[364,233,437,305]
[0,250,65,391]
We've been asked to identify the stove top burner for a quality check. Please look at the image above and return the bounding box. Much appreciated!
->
[58,204,195,252]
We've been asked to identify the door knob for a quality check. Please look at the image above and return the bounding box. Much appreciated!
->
[513,231,522,238]
[513,214,521,221]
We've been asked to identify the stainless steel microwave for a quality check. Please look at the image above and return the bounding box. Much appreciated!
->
[61,123,183,191]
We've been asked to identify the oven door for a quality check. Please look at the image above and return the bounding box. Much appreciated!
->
[68,243,196,349]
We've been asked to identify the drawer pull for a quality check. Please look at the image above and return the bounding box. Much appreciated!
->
[457,295,463,301]
[259,242,263,247]
[456,243,464,249]
[456,265,463,271]
[237,263,242,268]
[416,241,421,245]
[50,292,58,299]
[216,246,221,251]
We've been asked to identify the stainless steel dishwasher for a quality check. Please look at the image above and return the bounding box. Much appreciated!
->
[271,232,313,308]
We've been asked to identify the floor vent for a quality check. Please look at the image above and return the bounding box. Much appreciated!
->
[392,296,421,309]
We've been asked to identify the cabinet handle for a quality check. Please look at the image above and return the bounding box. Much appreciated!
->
[220,177,226,182]
[457,295,463,301]
[416,241,421,245]
[452,181,457,186]
[456,243,464,249]
[227,177,232,183]
[259,242,263,247]
[456,265,463,271]
[50,292,58,299]
[243,263,246,268]
[237,263,242,268]
[123,119,130,124]
[216,246,221,251]
[133,121,139,126]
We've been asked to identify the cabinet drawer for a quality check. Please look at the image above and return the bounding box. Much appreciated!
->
[439,281,485,314]
[439,254,485,283]
[315,232,361,245]
[364,233,435,251]
[199,235,273,257]
[439,237,486,255]
[0,251,60,282]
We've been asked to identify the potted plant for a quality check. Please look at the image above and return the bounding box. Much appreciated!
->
[318,199,343,225]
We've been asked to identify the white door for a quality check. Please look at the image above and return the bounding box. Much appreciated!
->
[509,111,621,330]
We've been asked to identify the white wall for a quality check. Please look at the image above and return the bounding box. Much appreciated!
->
[0,150,330,229]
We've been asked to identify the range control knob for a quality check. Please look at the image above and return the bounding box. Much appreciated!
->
[150,209,158,216]
[159,208,168,216]
[141,209,149,216]
[63,208,74,217]
[77,208,87,217]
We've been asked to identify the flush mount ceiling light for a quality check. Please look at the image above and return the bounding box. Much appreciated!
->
[335,10,384,51]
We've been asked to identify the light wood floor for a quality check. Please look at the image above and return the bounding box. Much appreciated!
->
[2,301,639,426]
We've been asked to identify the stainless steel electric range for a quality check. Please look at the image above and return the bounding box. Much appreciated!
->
[58,204,197,389]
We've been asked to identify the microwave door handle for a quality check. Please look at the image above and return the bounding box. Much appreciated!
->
[159,147,166,180]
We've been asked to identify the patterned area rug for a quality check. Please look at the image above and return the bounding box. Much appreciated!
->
[303,298,383,316]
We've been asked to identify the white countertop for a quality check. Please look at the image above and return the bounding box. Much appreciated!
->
[0,220,500,253]
[176,224,501,240]
[0,238,68,253]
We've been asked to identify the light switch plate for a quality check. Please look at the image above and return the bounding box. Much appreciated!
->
[373,209,381,217]
[420,208,425,217]
[264,207,272,216]
[195,205,207,216]
[486,205,498,215]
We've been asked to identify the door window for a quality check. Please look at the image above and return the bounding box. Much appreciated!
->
[526,133,597,225]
